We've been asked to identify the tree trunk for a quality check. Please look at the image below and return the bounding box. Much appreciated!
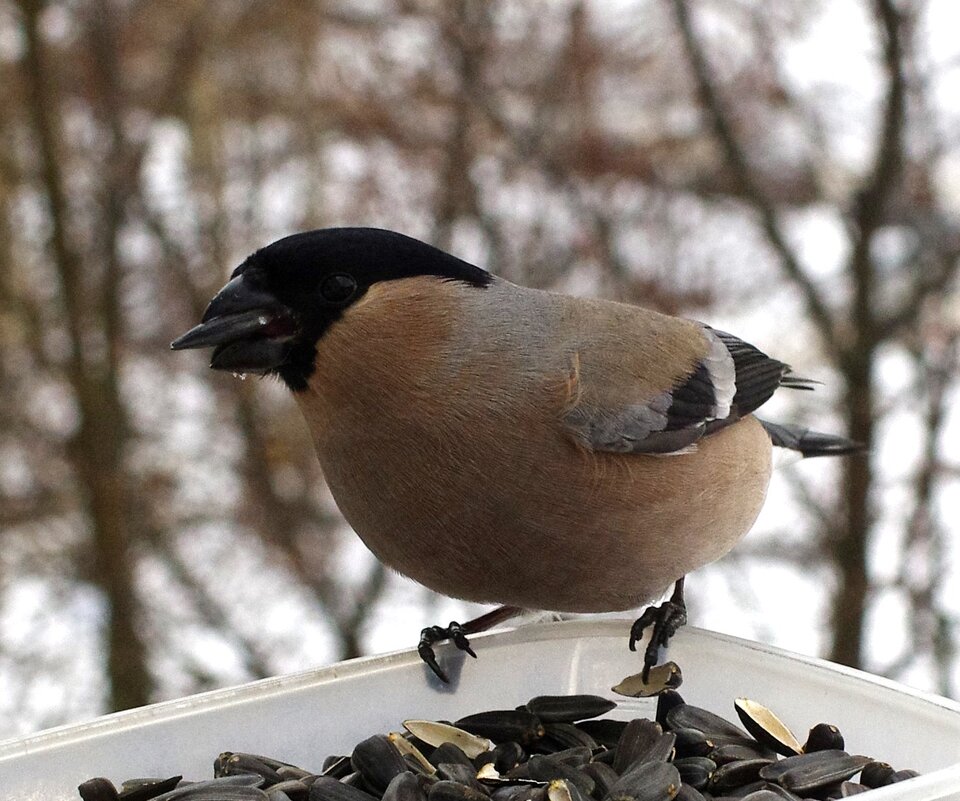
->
[18,0,152,711]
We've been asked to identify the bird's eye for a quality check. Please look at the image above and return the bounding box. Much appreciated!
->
[320,273,357,304]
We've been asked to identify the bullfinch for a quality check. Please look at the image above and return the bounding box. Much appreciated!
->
[172,227,859,682]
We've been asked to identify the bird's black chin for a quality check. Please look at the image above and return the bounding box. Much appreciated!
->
[170,275,299,374]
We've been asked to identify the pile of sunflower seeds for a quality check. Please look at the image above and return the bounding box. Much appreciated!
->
[77,691,921,801]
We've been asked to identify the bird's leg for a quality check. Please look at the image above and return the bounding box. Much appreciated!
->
[418,605,524,682]
[629,577,687,683]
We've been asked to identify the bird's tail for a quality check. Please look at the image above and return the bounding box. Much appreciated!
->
[779,369,820,391]
[758,418,864,458]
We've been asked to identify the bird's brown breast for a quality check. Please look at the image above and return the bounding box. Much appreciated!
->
[294,277,772,612]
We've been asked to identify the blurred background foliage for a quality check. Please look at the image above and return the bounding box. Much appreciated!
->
[1,0,959,736]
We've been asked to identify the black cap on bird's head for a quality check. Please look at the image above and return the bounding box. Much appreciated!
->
[171,227,491,390]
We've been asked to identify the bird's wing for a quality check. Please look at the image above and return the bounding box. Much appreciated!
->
[562,319,800,456]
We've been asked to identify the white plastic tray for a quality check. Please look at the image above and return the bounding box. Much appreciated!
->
[1,621,958,800]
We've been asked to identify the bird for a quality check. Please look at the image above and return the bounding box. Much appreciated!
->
[171,227,859,683]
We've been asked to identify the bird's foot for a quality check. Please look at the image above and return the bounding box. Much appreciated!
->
[629,577,687,684]
[418,621,477,683]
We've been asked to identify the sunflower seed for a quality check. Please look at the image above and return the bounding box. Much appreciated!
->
[802,725,844,755]
[456,711,545,747]
[430,743,478,771]
[490,742,526,774]
[606,761,681,801]
[524,755,594,797]
[153,776,268,800]
[580,762,619,798]
[525,696,617,723]
[759,751,871,794]
[674,786,706,801]
[739,791,789,801]
[612,720,663,774]
[664,706,749,742]
[76,690,919,801]
[351,735,409,792]
[707,744,773,766]
[858,761,893,788]
[427,780,489,801]
[829,782,870,798]
[708,759,771,793]
[672,728,714,759]
[309,777,380,801]
[672,757,716,790]
[79,778,120,801]
[542,724,599,753]
[574,720,629,749]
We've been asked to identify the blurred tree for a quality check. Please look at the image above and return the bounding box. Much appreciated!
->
[0,0,957,735]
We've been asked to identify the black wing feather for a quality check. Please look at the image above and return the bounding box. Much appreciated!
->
[709,328,803,417]
[664,362,717,431]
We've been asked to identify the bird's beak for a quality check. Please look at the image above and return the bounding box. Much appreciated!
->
[170,275,298,373]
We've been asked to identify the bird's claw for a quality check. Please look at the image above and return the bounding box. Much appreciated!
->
[629,594,687,684]
[418,621,477,682]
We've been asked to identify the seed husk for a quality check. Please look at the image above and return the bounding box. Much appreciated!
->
[654,691,686,729]
[888,769,920,783]
[802,725,844,755]
[759,751,871,794]
[612,664,683,699]
[546,779,590,801]
[390,733,437,776]
[405,722,496,759]
[525,696,617,723]
[733,700,802,758]
[430,744,480,771]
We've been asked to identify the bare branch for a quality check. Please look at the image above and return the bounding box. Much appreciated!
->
[667,0,838,355]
